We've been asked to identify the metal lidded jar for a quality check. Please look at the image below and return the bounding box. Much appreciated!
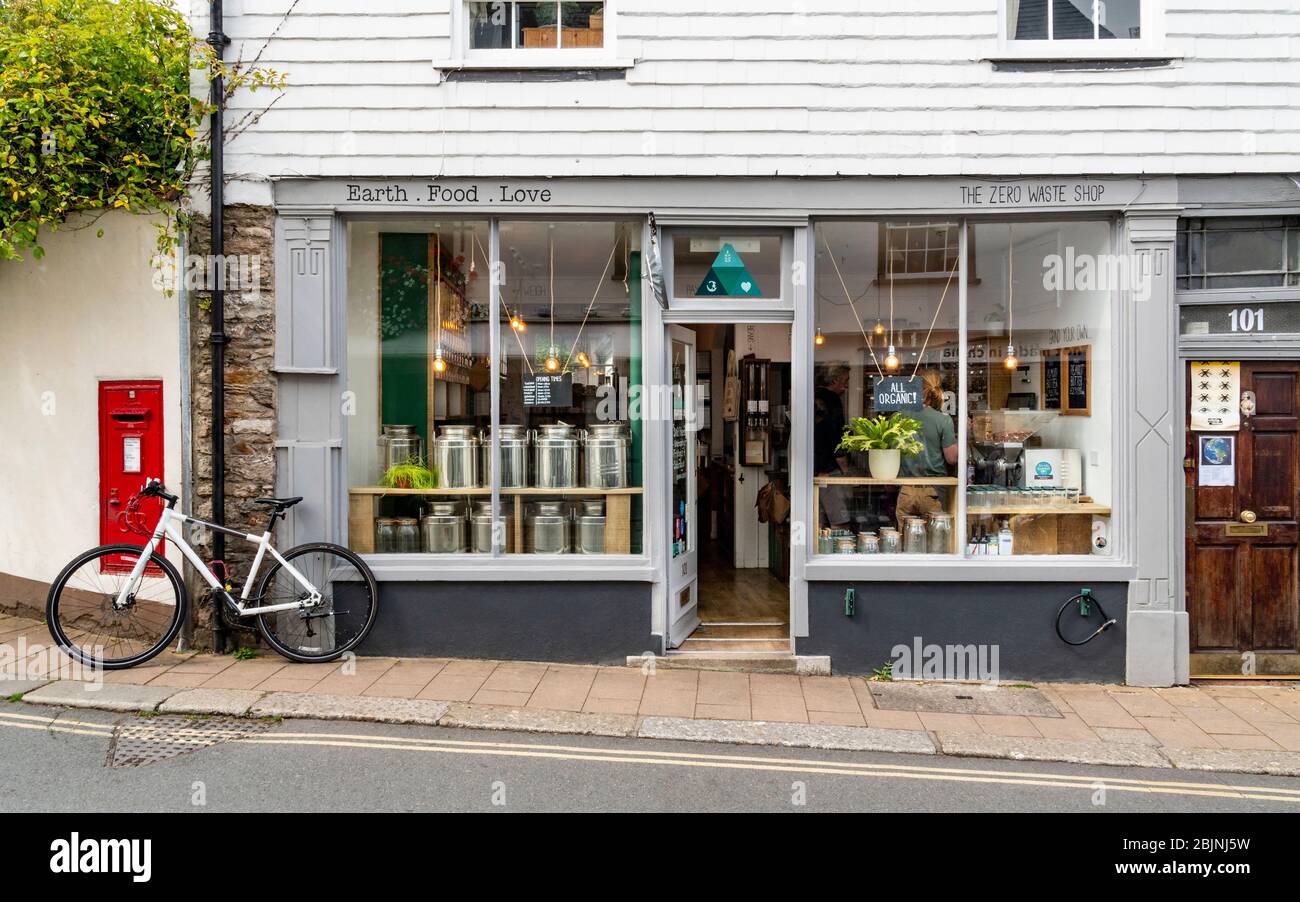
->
[532,422,580,489]
[421,502,466,554]
[480,424,529,488]
[530,500,571,554]
[433,424,480,489]
[926,513,954,556]
[379,424,423,476]
[470,500,502,554]
[582,422,631,489]
[374,517,398,554]
[395,518,421,554]
[575,499,606,554]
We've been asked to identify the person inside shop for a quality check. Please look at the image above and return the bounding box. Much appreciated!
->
[896,369,958,529]
[814,364,852,529]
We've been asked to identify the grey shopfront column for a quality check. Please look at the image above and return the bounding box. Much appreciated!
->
[272,209,344,546]
[1123,211,1189,687]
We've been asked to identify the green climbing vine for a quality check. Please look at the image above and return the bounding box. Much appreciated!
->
[0,0,286,264]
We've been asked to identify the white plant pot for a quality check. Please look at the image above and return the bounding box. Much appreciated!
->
[869,449,902,480]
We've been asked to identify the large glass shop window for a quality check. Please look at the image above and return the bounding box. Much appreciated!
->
[967,220,1113,558]
[346,219,644,558]
[812,219,1114,560]
[813,221,963,556]
[498,220,644,555]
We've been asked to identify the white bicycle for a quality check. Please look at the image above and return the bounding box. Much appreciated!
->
[46,479,379,669]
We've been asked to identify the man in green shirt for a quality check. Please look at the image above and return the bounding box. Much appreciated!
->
[896,371,958,531]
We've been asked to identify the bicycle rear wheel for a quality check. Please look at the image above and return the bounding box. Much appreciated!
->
[255,543,378,663]
[46,544,187,670]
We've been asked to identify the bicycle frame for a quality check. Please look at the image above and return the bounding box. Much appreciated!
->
[115,505,322,617]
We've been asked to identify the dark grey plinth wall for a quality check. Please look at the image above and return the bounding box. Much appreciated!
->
[360,581,658,664]
[801,582,1128,682]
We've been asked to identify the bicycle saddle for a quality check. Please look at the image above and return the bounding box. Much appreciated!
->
[254,496,304,510]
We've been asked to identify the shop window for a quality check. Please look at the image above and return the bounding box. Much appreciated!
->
[812,219,1115,560]
[1006,0,1143,41]
[669,231,785,302]
[344,218,643,559]
[966,221,1113,558]
[468,2,606,51]
[1177,217,1300,291]
[813,220,963,556]
[498,220,644,555]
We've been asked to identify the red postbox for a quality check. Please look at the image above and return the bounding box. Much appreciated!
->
[99,380,166,569]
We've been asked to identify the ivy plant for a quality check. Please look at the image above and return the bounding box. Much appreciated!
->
[0,0,286,264]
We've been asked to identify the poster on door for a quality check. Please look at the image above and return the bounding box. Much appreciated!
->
[1198,435,1236,487]
[1190,361,1241,431]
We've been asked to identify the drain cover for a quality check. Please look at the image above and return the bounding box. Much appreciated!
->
[108,716,273,768]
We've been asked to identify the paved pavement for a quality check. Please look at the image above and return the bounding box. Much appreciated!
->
[5,612,1300,777]
[2,702,1298,813]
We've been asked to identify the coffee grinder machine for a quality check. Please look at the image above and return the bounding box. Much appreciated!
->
[970,410,1060,488]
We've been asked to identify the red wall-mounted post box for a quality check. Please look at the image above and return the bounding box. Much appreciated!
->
[98,380,166,569]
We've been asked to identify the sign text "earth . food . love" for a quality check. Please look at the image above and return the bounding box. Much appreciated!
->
[345,183,554,205]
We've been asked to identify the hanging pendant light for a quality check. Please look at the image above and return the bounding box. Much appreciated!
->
[544,346,561,373]
[1003,224,1018,371]
[433,346,448,374]
[576,350,592,368]
[1003,344,1018,370]
[884,344,900,371]
[510,312,526,332]
[873,320,885,337]
[814,327,825,347]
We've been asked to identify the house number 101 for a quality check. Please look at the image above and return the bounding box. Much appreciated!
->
[1230,308,1265,332]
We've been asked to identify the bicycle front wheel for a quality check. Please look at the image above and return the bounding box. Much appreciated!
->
[46,544,188,670]
[255,543,378,663]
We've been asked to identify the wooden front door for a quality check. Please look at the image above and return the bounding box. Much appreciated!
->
[1187,361,1300,675]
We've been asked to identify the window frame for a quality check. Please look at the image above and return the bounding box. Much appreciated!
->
[449,0,622,69]
[340,213,654,580]
[804,214,1131,576]
[996,0,1165,60]
[660,225,796,316]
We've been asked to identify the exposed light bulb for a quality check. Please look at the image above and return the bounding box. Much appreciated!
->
[874,321,886,337]
[577,350,591,368]
[1003,344,1019,370]
[884,345,900,370]
[545,347,561,372]
[433,347,448,374]
[814,328,825,347]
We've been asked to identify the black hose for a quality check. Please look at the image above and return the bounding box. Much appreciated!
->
[1055,592,1118,646]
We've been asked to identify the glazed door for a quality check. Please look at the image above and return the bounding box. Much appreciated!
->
[667,325,700,647]
[1187,361,1300,674]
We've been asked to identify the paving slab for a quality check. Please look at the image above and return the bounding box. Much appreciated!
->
[0,679,50,696]
[249,691,449,725]
[159,688,266,717]
[638,715,937,754]
[439,703,637,737]
[934,731,1171,769]
[867,682,1062,718]
[22,680,176,712]
[1160,747,1300,778]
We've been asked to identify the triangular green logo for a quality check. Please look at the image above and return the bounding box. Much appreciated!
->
[695,243,762,297]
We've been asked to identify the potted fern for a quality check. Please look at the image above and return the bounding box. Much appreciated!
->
[837,413,923,480]
[380,456,438,490]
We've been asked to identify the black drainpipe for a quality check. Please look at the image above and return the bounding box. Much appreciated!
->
[209,1,230,654]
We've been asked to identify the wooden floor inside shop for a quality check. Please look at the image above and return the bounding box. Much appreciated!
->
[676,547,791,654]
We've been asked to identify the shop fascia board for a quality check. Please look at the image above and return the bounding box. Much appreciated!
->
[272,176,1179,218]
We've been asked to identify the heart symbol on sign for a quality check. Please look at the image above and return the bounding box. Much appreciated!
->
[741,281,752,292]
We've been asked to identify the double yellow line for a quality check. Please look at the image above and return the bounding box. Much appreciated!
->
[3,709,1298,804]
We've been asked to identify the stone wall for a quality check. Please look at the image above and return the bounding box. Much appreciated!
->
[188,204,277,646]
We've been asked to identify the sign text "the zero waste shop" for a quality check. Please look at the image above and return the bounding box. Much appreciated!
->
[959,182,1107,206]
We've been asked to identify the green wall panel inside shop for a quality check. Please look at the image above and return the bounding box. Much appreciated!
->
[379,233,430,448]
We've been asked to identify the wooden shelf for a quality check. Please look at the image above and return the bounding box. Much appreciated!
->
[349,486,644,496]
[970,504,1111,516]
[814,476,958,487]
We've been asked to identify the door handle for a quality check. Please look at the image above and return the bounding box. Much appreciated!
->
[1239,509,1257,524]
[108,488,121,506]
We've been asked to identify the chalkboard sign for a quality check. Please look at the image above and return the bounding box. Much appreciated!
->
[523,373,573,407]
[1041,352,1062,411]
[1064,345,1091,416]
[873,375,925,412]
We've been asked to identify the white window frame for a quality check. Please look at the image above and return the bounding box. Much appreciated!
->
[996,0,1165,60]
[444,0,625,71]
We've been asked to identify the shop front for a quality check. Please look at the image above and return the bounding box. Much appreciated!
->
[269,175,1190,684]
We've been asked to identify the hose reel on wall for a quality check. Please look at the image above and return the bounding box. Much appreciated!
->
[1055,587,1117,646]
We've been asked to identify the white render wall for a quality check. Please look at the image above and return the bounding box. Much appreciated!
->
[204,1,1300,204]
[0,213,185,584]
